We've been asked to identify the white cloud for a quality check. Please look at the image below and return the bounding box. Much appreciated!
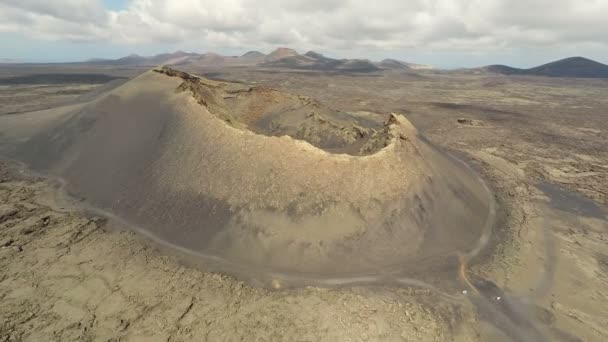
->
[0,0,607,55]
[1,0,107,23]
[0,1,109,42]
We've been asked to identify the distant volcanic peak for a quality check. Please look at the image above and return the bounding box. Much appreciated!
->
[242,51,265,58]
[153,51,193,60]
[381,58,405,64]
[171,50,192,57]
[273,47,298,55]
[553,56,603,64]
[535,56,608,69]
[265,47,299,61]
[260,53,380,73]
[304,51,326,59]
[564,56,594,62]
[303,51,339,63]
[378,58,410,69]
[337,59,381,72]
[529,56,608,78]
[484,56,608,78]
[202,52,222,57]
[115,54,147,64]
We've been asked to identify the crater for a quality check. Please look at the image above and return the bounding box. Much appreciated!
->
[1,67,497,284]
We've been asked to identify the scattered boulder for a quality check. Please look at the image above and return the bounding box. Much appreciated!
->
[0,204,18,223]
[457,118,485,127]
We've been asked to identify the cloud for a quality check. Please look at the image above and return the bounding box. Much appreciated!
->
[0,1,109,41]
[1,0,107,23]
[0,0,607,54]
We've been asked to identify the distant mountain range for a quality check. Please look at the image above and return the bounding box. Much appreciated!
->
[84,48,431,73]
[86,50,264,67]
[258,50,382,72]
[481,57,608,78]
[72,51,608,78]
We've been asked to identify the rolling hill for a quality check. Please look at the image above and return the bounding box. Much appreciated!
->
[260,49,381,73]
[484,57,608,78]
[377,59,433,70]
[241,51,265,58]
[264,47,299,62]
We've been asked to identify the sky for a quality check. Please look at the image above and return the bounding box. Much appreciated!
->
[1,0,607,68]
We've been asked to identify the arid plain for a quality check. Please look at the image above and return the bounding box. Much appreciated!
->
[1,58,607,341]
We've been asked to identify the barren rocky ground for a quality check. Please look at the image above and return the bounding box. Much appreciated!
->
[0,163,476,342]
[1,66,608,341]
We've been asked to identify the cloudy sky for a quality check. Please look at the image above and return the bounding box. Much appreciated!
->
[1,0,607,68]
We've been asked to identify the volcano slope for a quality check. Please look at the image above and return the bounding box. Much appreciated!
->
[1,67,494,282]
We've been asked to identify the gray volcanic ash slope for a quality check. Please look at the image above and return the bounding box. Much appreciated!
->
[1,67,494,278]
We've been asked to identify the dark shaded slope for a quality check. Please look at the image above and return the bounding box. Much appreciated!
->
[484,65,523,75]
[485,57,608,78]
[241,51,265,58]
[528,57,608,78]
[378,59,412,70]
